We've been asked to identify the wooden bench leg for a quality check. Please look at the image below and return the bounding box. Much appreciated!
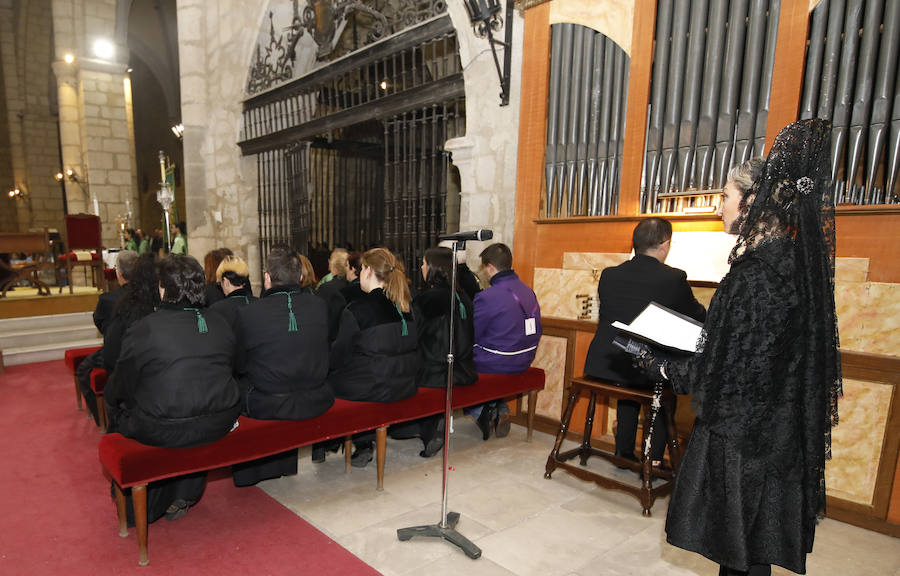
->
[580,391,597,466]
[545,384,580,479]
[114,482,128,538]
[344,436,353,473]
[74,374,83,411]
[133,484,149,566]
[526,389,537,442]
[375,426,386,491]
[97,394,107,433]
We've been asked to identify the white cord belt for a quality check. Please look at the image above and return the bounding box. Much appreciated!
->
[474,344,538,356]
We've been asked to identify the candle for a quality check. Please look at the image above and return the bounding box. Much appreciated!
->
[92,196,100,216]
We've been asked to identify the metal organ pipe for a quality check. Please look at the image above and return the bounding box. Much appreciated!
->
[714,0,748,188]
[660,0,691,197]
[646,0,674,211]
[695,0,727,191]
[848,0,883,204]
[830,0,864,195]
[545,29,563,218]
[676,0,708,194]
[733,0,768,165]
[868,1,900,201]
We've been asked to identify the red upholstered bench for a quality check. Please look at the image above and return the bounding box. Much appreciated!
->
[65,346,101,412]
[99,368,545,565]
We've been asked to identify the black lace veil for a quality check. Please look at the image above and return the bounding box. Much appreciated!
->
[730,118,842,516]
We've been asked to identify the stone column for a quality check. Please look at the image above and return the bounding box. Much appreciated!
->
[52,0,138,248]
[447,2,524,252]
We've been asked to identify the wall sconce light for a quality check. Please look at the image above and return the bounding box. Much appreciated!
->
[171,123,184,139]
[63,53,75,64]
[8,188,22,198]
[56,168,82,183]
[464,0,514,106]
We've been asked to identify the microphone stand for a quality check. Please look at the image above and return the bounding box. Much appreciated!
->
[397,239,482,559]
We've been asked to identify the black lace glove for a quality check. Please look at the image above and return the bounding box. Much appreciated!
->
[633,347,669,382]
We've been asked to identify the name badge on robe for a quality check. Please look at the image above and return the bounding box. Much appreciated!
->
[525,317,537,336]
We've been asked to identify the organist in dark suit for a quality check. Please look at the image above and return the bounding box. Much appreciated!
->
[583,217,706,463]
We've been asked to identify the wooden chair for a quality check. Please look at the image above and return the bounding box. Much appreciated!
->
[0,230,54,297]
[59,214,105,294]
[544,374,683,516]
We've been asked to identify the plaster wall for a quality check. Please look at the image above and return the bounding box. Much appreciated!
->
[445,2,524,260]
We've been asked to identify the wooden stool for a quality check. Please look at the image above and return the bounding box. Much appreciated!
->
[544,374,682,516]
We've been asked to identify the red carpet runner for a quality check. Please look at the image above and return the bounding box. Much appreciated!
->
[0,360,379,575]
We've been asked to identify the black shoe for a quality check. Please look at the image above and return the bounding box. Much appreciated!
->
[351,446,373,468]
[494,413,511,438]
[420,435,444,458]
[165,499,190,521]
[312,445,326,463]
[476,407,493,441]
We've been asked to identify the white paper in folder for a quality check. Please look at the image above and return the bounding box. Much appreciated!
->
[611,302,704,353]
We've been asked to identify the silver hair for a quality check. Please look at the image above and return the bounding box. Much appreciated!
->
[726,157,766,195]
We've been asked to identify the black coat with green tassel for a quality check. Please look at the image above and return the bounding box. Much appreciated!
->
[104,302,241,449]
[234,284,334,420]
[328,287,419,403]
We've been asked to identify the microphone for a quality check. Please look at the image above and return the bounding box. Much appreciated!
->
[438,229,493,242]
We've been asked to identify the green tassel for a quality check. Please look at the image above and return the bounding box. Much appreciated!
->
[185,308,208,333]
[287,293,298,332]
[456,294,467,320]
[395,303,408,337]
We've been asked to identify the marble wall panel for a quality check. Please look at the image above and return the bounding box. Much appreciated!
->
[562,252,630,272]
[835,257,869,283]
[528,335,569,420]
[533,268,564,318]
[835,282,900,356]
[534,268,601,321]
[827,378,893,505]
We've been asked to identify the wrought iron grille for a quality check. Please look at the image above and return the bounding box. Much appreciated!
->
[245,15,466,280]
[542,24,630,218]
[257,148,293,258]
[285,133,384,256]
[384,100,464,288]
[240,16,463,154]
[642,0,781,213]
[801,0,900,205]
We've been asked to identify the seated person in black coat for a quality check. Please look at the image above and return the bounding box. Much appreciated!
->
[391,247,477,458]
[306,252,344,342]
[203,248,232,306]
[583,217,706,464]
[102,253,160,377]
[208,255,255,331]
[104,255,241,524]
[340,250,364,304]
[231,247,335,486]
[328,248,419,467]
[75,250,138,424]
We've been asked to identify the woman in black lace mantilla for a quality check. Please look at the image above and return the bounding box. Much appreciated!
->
[654,119,841,575]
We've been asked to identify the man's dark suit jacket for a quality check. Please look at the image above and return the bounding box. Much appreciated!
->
[93,287,125,335]
[584,253,707,383]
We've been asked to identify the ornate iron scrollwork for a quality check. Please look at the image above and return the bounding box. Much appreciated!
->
[247,0,447,95]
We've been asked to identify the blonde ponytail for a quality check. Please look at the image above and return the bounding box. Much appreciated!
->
[362,248,411,312]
